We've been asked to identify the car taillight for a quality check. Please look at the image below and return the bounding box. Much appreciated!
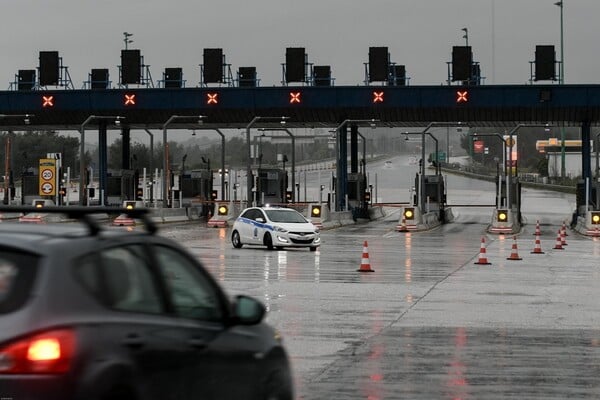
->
[0,329,75,374]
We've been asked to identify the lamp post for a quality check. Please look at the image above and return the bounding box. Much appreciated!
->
[258,127,296,202]
[593,131,600,209]
[461,27,469,47]
[162,115,206,208]
[505,123,551,217]
[555,1,566,177]
[79,115,123,205]
[555,1,564,84]
[245,116,289,206]
[472,132,508,207]
[334,119,378,211]
[419,122,466,213]
[143,129,154,172]
[403,131,440,175]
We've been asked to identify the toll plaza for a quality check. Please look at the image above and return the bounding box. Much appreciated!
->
[3,49,600,230]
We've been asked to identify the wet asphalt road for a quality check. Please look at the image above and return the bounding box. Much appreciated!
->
[158,158,600,399]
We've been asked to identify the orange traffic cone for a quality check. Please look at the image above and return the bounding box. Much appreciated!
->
[553,229,564,250]
[474,237,492,265]
[560,226,568,246]
[531,233,545,254]
[532,220,541,236]
[506,236,523,260]
[562,221,569,236]
[357,240,374,272]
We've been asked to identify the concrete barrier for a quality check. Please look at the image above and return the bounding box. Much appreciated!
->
[149,208,190,224]
[322,211,355,229]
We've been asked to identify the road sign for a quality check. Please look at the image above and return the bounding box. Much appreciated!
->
[41,169,53,181]
[39,158,56,196]
[41,182,53,194]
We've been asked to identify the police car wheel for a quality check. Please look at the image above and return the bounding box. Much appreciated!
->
[231,231,243,248]
[264,233,274,250]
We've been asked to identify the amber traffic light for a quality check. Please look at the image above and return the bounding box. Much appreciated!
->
[497,209,508,222]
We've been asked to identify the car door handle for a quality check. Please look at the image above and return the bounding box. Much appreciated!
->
[188,338,207,349]
[122,334,145,349]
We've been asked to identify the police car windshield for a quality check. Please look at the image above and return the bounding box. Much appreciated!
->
[265,209,307,223]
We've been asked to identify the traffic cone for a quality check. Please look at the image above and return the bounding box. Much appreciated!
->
[562,221,569,236]
[506,236,523,260]
[357,240,374,272]
[532,220,541,236]
[474,237,492,265]
[560,226,568,246]
[531,233,545,254]
[553,229,564,250]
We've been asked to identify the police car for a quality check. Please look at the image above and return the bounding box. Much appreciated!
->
[231,206,321,251]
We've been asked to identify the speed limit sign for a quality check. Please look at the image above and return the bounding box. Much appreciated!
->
[42,169,54,181]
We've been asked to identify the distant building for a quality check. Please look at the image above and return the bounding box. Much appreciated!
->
[536,138,594,178]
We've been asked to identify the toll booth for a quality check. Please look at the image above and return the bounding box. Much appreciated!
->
[417,174,446,217]
[256,168,287,205]
[106,169,136,206]
[20,169,37,205]
[495,177,522,219]
[347,172,367,209]
[576,180,599,215]
[181,169,213,215]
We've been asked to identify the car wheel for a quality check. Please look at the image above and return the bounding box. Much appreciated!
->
[309,246,318,252]
[263,370,293,400]
[263,233,274,250]
[232,230,243,248]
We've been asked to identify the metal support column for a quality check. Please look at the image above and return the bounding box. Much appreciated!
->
[98,121,107,206]
[350,125,358,173]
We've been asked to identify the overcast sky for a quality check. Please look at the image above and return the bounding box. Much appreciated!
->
[1,0,598,88]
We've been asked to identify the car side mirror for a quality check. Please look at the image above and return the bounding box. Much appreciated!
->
[232,295,265,325]
[256,217,265,223]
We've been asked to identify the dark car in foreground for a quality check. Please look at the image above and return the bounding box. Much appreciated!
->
[0,206,293,400]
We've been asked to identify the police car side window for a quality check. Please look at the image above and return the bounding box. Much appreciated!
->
[248,210,258,220]
[240,210,252,219]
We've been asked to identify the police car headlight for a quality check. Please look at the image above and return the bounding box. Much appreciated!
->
[274,226,288,233]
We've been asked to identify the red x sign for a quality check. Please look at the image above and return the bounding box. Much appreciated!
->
[456,90,468,103]
[289,92,301,104]
[373,91,384,103]
[42,95,54,107]
[124,94,136,106]
[207,93,218,105]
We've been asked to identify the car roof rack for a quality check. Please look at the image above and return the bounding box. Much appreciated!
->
[0,206,157,236]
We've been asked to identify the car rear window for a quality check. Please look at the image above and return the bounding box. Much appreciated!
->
[0,248,39,314]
